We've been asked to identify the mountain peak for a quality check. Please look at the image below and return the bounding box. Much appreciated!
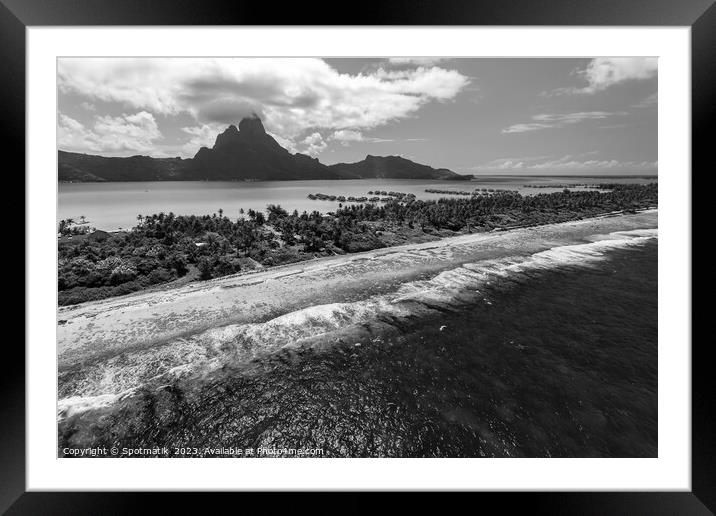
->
[213,116,269,149]
[238,114,266,135]
[58,112,464,182]
[214,124,241,148]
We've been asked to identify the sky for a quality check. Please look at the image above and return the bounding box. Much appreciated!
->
[57,57,657,176]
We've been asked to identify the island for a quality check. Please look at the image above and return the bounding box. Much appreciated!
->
[58,183,657,306]
[59,115,474,182]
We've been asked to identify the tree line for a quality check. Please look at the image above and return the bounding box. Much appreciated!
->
[58,183,657,305]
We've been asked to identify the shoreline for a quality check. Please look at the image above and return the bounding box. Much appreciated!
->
[59,174,659,184]
[58,230,659,454]
[58,209,657,371]
[61,206,657,304]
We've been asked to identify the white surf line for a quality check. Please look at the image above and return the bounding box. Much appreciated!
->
[57,226,658,420]
[58,209,657,317]
[57,211,658,370]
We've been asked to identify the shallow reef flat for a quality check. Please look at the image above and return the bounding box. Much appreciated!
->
[58,210,657,373]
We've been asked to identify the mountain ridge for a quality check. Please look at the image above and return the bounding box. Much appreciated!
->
[58,116,472,182]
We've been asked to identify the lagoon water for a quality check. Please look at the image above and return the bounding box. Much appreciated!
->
[58,176,656,231]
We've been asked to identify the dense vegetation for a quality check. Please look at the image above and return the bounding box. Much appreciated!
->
[523,183,604,189]
[58,217,94,237]
[58,183,657,306]
[425,187,533,195]
[308,191,417,203]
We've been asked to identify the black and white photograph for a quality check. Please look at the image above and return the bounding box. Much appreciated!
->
[54,56,660,459]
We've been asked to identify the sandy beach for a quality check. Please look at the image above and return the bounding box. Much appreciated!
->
[58,210,657,372]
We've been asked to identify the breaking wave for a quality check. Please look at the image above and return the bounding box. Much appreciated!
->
[58,228,657,419]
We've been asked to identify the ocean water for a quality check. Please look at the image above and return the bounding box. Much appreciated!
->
[58,230,657,458]
[58,176,656,231]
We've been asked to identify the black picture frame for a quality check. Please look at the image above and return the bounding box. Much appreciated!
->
[5,0,711,512]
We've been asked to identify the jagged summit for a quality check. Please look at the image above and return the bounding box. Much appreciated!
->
[213,124,240,148]
[189,116,330,180]
[238,115,266,135]
[213,116,272,150]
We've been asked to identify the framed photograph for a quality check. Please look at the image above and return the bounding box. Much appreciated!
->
[8,0,711,511]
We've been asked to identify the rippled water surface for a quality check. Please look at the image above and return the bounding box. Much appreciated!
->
[59,237,657,457]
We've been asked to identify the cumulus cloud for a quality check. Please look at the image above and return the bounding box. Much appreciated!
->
[58,111,163,155]
[180,124,220,155]
[545,58,657,95]
[502,112,617,133]
[268,132,299,154]
[301,132,327,156]
[580,58,657,92]
[472,154,657,171]
[332,129,364,142]
[58,58,469,142]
